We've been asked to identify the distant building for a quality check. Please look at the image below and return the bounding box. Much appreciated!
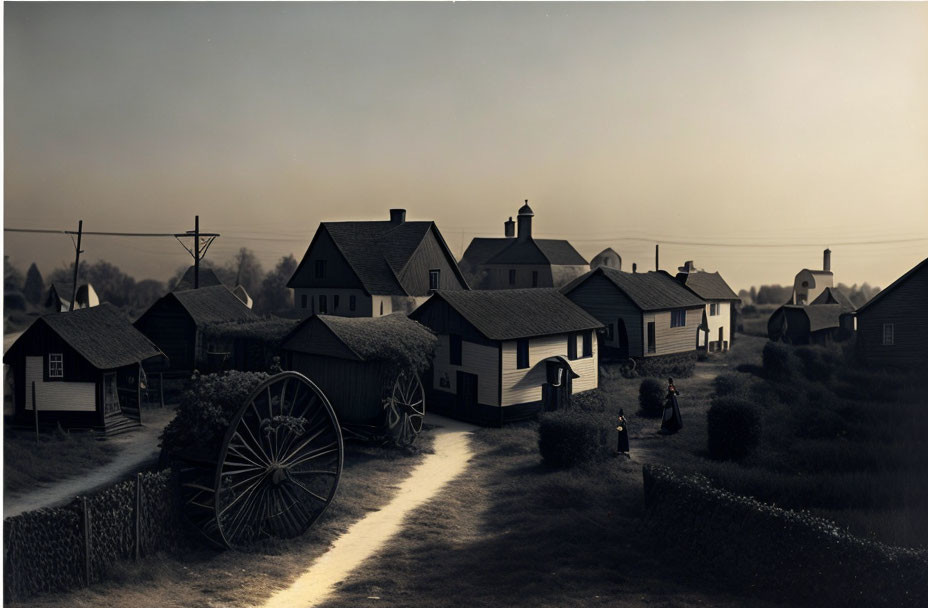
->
[791,249,834,305]
[590,248,622,271]
[562,268,705,359]
[173,266,224,291]
[3,303,164,433]
[676,261,741,352]
[45,283,99,312]
[459,201,589,290]
[411,289,602,425]
[287,209,468,317]
[855,256,928,369]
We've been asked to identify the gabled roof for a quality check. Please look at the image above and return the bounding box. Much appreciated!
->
[563,268,705,311]
[416,289,602,341]
[811,287,855,312]
[462,236,588,267]
[799,269,834,277]
[174,266,224,291]
[856,256,928,314]
[6,303,164,369]
[170,285,259,326]
[678,271,740,302]
[776,304,846,333]
[289,220,468,295]
[460,238,512,267]
[282,313,437,362]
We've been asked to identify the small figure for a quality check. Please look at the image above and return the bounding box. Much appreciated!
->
[660,377,683,435]
[616,408,630,457]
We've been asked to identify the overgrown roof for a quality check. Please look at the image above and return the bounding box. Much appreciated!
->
[678,271,740,302]
[6,303,164,369]
[418,288,603,340]
[173,266,224,291]
[856,256,927,314]
[563,267,705,311]
[202,316,300,344]
[170,285,259,326]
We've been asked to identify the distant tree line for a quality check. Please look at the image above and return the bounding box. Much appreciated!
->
[737,283,880,308]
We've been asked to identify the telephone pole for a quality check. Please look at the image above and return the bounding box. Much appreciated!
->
[69,220,83,311]
[194,215,200,289]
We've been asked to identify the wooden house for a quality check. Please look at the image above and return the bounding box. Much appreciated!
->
[562,267,706,359]
[590,248,622,271]
[459,201,589,290]
[134,285,258,376]
[767,287,856,345]
[855,256,928,369]
[3,303,164,433]
[287,209,469,318]
[675,261,741,352]
[410,289,602,425]
[45,282,99,312]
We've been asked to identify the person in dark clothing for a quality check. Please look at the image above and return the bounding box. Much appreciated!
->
[616,408,630,457]
[660,377,683,434]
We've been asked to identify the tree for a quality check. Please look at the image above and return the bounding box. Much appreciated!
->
[225,248,264,296]
[22,263,45,306]
[258,254,297,313]
[4,256,24,293]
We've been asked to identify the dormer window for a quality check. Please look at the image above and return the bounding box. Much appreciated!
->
[429,269,440,291]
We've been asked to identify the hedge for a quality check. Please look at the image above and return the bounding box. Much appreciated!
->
[638,378,665,418]
[642,465,928,607]
[538,411,608,467]
[633,351,696,379]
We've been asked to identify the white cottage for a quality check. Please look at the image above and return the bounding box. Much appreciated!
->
[676,262,741,351]
[410,289,603,425]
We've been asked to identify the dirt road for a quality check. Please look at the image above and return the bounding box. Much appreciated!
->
[261,415,476,608]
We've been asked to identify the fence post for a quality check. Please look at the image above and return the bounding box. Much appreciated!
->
[135,473,142,561]
[32,381,38,443]
[81,496,92,587]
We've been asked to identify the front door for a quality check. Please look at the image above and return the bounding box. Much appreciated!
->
[647,322,656,354]
[616,319,629,358]
[456,372,478,411]
[103,373,120,415]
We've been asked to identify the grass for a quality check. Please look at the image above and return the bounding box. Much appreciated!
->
[4,426,121,497]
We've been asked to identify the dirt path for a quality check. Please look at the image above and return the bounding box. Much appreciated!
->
[4,407,176,517]
[261,414,476,608]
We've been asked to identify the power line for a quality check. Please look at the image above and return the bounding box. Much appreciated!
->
[4,228,220,237]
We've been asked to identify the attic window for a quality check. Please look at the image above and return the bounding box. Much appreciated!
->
[315,260,327,279]
[48,353,63,378]
[429,269,440,291]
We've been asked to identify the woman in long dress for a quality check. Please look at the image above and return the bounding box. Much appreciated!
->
[616,408,630,457]
[660,378,683,434]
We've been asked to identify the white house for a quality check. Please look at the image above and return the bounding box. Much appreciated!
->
[675,261,741,351]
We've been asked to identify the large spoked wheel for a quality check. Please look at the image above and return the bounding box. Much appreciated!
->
[214,372,343,549]
[384,371,425,447]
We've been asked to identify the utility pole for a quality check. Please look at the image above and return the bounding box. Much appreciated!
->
[173,216,218,288]
[194,215,200,289]
[655,243,660,272]
[69,220,84,311]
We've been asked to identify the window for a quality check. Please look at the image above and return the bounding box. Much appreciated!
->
[380,301,384,316]
[301,294,308,309]
[48,353,63,378]
[567,333,578,360]
[671,309,686,328]
[532,271,538,287]
[882,323,894,346]
[349,295,356,312]
[449,334,462,365]
[429,269,440,291]
[333,295,340,310]
[605,324,615,341]
[509,269,516,285]
[319,295,328,314]
[647,322,656,353]
[709,302,720,316]
[314,260,327,279]
[582,332,592,357]
[516,339,530,369]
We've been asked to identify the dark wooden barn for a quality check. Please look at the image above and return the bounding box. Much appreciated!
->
[134,285,258,377]
[200,317,301,373]
[281,313,436,427]
[855,256,928,369]
[3,303,165,433]
[767,287,856,345]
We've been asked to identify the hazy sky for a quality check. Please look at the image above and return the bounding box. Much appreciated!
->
[4,2,927,292]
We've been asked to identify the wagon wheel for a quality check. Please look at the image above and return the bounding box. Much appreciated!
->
[384,371,426,447]
[214,372,343,549]
[619,358,637,379]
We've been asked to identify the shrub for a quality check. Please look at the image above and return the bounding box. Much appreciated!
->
[762,342,795,380]
[160,370,270,464]
[713,373,748,398]
[638,378,665,418]
[537,411,604,467]
[707,397,762,461]
[569,388,607,413]
[634,351,696,378]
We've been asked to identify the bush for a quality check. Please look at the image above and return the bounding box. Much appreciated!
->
[568,388,608,413]
[762,342,795,380]
[638,378,665,418]
[537,411,604,468]
[634,351,696,378]
[160,370,270,464]
[707,398,762,461]
[713,373,748,398]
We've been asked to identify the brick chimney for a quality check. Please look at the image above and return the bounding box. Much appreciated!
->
[504,216,515,238]
[389,209,406,225]
[823,248,831,272]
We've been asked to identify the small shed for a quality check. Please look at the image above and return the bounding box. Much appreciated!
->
[3,303,165,432]
[134,285,258,376]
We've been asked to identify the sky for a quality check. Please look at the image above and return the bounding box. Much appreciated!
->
[4,2,927,292]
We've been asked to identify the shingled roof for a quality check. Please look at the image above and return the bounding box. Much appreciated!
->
[678,271,740,302]
[811,287,855,312]
[173,266,224,291]
[776,304,846,333]
[7,303,164,369]
[563,268,705,311]
[462,237,588,267]
[416,289,602,341]
[171,285,259,326]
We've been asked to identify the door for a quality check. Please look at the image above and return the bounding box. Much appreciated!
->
[456,372,478,411]
[647,322,656,354]
[103,373,120,415]
[719,326,725,351]
[616,319,629,358]
[543,371,571,412]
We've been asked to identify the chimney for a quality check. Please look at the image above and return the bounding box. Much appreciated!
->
[823,248,831,272]
[678,260,695,273]
[655,244,660,271]
[517,199,534,241]
[390,209,406,225]
[504,216,515,238]
[632,263,637,274]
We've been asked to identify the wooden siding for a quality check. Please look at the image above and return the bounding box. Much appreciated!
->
[565,273,644,357]
[430,334,500,407]
[857,264,928,367]
[398,228,467,295]
[287,352,387,425]
[293,289,372,317]
[290,227,365,291]
[25,356,96,412]
[500,332,597,406]
[642,307,702,357]
[134,298,197,373]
